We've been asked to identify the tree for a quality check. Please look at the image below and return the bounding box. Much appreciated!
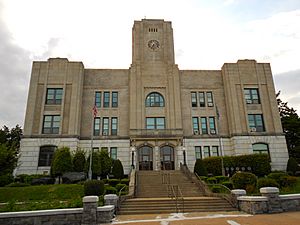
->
[73,149,86,172]
[111,159,124,179]
[85,151,102,178]
[276,92,300,162]
[51,147,73,183]
[0,125,22,186]
[194,159,208,176]
[99,149,112,178]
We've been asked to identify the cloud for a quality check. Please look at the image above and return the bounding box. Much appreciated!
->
[0,5,31,128]
[274,69,300,112]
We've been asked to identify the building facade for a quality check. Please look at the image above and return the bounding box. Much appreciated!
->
[17,19,289,175]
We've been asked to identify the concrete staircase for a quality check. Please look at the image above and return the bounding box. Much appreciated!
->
[118,170,236,215]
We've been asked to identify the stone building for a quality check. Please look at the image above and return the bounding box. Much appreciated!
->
[17,19,289,175]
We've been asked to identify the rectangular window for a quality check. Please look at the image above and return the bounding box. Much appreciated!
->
[203,146,210,158]
[244,88,260,104]
[199,92,205,107]
[42,115,60,134]
[211,146,219,156]
[112,92,118,107]
[201,117,208,134]
[111,117,118,135]
[207,92,214,107]
[192,117,199,135]
[110,147,117,160]
[102,117,109,135]
[94,117,101,136]
[195,146,202,159]
[248,114,265,132]
[95,92,101,107]
[46,88,63,105]
[103,92,110,108]
[209,117,216,134]
[146,117,165,129]
[191,92,197,107]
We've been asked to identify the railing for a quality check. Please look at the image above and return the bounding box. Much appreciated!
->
[161,171,184,213]
[130,129,183,137]
[180,163,235,207]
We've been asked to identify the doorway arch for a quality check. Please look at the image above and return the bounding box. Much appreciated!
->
[138,146,153,170]
[160,145,175,170]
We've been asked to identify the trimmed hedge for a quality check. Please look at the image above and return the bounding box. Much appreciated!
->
[194,159,208,176]
[287,157,299,175]
[107,179,120,187]
[202,154,271,177]
[105,186,118,194]
[84,180,104,196]
[257,178,279,189]
[231,172,257,193]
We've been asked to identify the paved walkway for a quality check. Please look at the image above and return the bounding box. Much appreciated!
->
[111,211,300,225]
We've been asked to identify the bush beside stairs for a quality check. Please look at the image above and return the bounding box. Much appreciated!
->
[118,170,236,215]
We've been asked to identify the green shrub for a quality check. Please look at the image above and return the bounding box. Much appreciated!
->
[107,179,120,187]
[200,176,208,182]
[51,147,73,179]
[6,182,30,187]
[215,176,229,183]
[222,181,233,189]
[84,180,104,196]
[267,172,287,182]
[194,159,208,176]
[211,185,222,193]
[72,149,86,172]
[286,157,299,176]
[120,178,129,185]
[111,159,124,179]
[99,150,112,179]
[202,157,221,176]
[280,176,298,187]
[116,183,127,192]
[257,178,279,189]
[0,174,14,187]
[105,186,118,194]
[231,172,257,191]
[206,177,217,184]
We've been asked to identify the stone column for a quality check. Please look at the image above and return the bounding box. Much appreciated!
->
[82,196,98,225]
[154,146,160,170]
[104,194,119,211]
[231,189,246,208]
[260,187,283,213]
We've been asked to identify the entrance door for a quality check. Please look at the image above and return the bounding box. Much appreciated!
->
[160,146,175,170]
[138,146,153,170]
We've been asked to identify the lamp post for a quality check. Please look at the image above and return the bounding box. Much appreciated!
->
[216,105,225,176]
[131,146,135,169]
[183,146,187,166]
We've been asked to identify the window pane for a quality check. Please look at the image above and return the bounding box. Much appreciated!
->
[95,92,101,107]
[195,146,202,159]
[94,117,101,136]
[146,118,155,129]
[211,146,219,156]
[199,92,205,107]
[111,117,118,135]
[209,117,216,134]
[203,146,210,158]
[146,92,164,107]
[102,117,109,135]
[43,115,60,134]
[103,92,110,107]
[244,88,260,104]
[38,146,56,166]
[110,147,117,160]
[253,143,269,155]
[46,88,63,105]
[156,118,165,129]
[248,114,265,132]
[207,92,214,107]
[112,92,118,107]
[191,92,197,107]
[201,117,208,134]
[192,117,199,134]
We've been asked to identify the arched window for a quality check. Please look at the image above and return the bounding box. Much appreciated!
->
[145,92,165,107]
[38,145,56,166]
[252,143,269,155]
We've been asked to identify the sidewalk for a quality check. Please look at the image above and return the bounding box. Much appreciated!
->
[111,211,300,225]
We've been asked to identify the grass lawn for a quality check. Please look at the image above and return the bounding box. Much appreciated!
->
[280,177,300,194]
[0,184,84,212]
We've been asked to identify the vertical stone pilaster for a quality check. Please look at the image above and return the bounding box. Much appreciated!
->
[82,196,98,225]
[260,187,283,213]
[104,194,119,212]
[155,146,160,170]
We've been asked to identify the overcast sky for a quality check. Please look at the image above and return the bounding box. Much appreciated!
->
[0,0,300,128]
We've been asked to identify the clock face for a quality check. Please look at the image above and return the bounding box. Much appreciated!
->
[148,40,160,50]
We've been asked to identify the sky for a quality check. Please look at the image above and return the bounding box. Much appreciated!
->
[0,0,300,128]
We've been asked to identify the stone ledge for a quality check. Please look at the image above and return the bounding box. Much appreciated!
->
[231,189,246,195]
[0,208,82,218]
[97,205,114,212]
[83,196,99,203]
[280,194,300,200]
[260,187,279,194]
[237,196,268,202]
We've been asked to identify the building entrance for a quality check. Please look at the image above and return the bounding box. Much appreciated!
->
[160,146,175,170]
[138,146,153,170]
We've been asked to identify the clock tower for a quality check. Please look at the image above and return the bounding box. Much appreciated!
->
[131,19,175,64]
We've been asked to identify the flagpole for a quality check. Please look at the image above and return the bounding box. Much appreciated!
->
[216,105,225,176]
[89,106,96,180]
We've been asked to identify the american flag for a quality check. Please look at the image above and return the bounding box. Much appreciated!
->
[92,105,98,118]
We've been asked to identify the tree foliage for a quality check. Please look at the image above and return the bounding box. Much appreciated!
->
[277,91,300,161]
[85,151,102,178]
[99,149,112,178]
[72,149,86,172]
[51,147,73,179]
[111,159,124,179]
